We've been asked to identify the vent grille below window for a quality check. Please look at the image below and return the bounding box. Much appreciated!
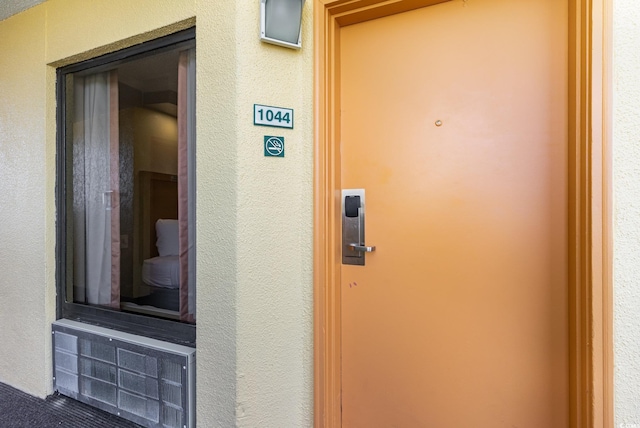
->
[52,319,195,428]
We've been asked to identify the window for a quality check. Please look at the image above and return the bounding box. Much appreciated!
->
[56,29,196,345]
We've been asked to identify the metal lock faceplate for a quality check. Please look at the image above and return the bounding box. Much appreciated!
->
[342,189,375,266]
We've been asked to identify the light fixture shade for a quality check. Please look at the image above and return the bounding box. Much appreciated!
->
[260,0,305,49]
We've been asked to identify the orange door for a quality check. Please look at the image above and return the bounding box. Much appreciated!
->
[339,1,568,427]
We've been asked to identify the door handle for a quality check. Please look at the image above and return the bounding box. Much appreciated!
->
[349,244,376,253]
[342,189,374,266]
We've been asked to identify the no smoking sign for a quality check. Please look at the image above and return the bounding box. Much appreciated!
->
[264,136,285,158]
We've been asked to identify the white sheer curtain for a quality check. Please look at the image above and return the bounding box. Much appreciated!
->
[178,48,196,322]
[73,71,120,307]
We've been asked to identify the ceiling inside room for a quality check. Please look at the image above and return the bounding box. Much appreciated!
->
[0,0,46,22]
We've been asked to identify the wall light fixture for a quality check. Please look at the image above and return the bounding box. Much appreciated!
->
[260,0,305,49]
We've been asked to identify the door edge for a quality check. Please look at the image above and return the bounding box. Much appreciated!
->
[312,1,613,427]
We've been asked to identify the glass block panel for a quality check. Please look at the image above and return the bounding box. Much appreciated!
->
[162,405,183,428]
[55,332,77,354]
[161,360,182,383]
[119,390,159,423]
[119,369,159,399]
[55,350,78,374]
[161,381,182,408]
[118,349,157,377]
[81,377,117,406]
[80,358,116,384]
[55,368,78,393]
[80,339,116,363]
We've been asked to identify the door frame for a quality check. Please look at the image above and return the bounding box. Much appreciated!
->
[313,0,613,427]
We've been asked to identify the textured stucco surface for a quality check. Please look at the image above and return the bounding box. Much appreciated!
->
[0,0,314,426]
[233,2,314,427]
[195,1,238,426]
[0,6,50,397]
[196,2,314,426]
[614,0,640,425]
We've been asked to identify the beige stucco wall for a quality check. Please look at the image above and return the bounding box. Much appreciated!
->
[0,1,314,427]
[198,1,314,426]
[0,5,52,396]
[232,2,313,426]
[613,0,640,426]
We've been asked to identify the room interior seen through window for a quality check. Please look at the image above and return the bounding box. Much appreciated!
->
[63,39,196,324]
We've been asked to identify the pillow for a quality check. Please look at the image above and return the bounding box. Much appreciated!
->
[156,219,179,256]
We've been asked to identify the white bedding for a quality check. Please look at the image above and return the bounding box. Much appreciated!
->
[142,255,179,289]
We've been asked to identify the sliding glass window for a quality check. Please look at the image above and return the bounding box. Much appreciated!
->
[57,29,196,343]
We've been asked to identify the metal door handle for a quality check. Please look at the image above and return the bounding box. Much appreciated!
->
[343,189,373,265]
[349,244,376,253]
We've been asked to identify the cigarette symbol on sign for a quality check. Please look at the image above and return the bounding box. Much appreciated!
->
[264,136,285,157]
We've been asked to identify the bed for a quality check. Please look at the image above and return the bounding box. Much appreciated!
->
[123,173,181,316]
[136,218,180,311]
[142,255,179,289]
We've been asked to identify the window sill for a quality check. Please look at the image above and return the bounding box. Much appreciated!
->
[60,302,195,347]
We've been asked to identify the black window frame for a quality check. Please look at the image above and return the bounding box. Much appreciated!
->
[55,28,196,347]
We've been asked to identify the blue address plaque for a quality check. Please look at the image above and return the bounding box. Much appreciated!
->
[254,104,294,129]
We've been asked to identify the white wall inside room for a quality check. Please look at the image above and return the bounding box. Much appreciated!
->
[131,108,178,176]
[614,0,640,425]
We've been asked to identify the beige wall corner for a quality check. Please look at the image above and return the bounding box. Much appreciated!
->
[193,1,239,427]
[232,1,314,427]
[195,1,315,425]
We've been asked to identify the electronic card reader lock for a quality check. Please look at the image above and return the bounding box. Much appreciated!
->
[342,189,376,266]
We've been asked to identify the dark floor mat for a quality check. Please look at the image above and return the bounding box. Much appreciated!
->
[0,382,141,428]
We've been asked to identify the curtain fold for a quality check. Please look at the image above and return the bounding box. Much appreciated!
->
[178,49,196,322]
[109,71,121,308]
[73,70,120,308]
